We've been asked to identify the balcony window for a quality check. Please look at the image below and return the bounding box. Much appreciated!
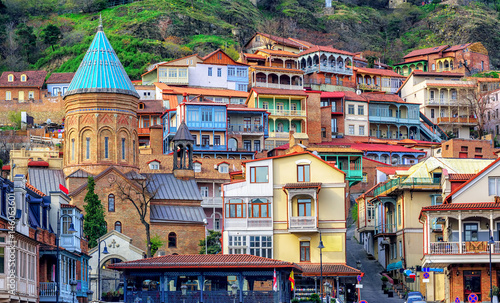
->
[168,232,177,248]
[298,198,312,216]
[237,68,246,77]
[194,162,201,172]
[277,123,284,132]
[202,109,212,122]
[249,198,270,218]
[228,236,246,254]
[244,140,252,151]
[114,221,122,233]
[226,199,246,218]
[168,69,177,78]
[300,241,310,262]
[250,166,268,183]
[276,102,284,114]
[62,209,73,234]
[179,69,187,78]
[464,223,478,241]
[263,102,269,110]
[297,165,310,182]
[214,135,221,146]
[228,67,235,77]
[250,236,272,258]
[202,135,210,146]
[348,105,355,115]
[200,186,209,197]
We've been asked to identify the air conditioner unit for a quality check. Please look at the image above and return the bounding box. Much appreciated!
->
[157,251,166,256]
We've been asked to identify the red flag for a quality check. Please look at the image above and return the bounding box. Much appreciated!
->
[59,184,69,195]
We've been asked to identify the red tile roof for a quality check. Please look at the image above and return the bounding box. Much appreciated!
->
[343,91,366,102]
[448,173,476,181]
[284,182,322,189]
[251,33,305,49]
[108,254,299,270]
[445,43,472,52]
[412,70,464,77]
[274,143,289,150]
[299,45,355,57]
[321,92,344,98]
[351,143,426,154]
[299,263,361,276]
[0,71,47,88]
[26,183,46,197]
[362,157,391,166]
[61,203,83,212]
[251,87,308,96]
[28,161,49,167]
[355,67,406,78]
[403,45,449,59]
[46,73,75,84]
[243,53,266,60]
[155,83,249,98]
[146,159,161,164]
[426,82,475,88]
[256,49,299,57]
[288,38,315,48]
[362,92,405,103]
[422,202,500,212]
[138,100,164,114]
[376,166,411,176]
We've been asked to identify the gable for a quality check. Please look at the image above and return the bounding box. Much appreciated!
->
[273,153,345,184]
[202,50,239,65]
[450,159,500,204]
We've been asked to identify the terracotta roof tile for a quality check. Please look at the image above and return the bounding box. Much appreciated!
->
[251,87,307,96]
[362,92,405,103]
[243,53,266,60]
[46,73,75,84]
[445,43,472,52]
[109,254,298,270]
[448,173,476,181]
[0,71,47,88]
[288,38,314,48]
[252,33,305,49]
[321,92,344,98]
[299,45,355,57]
[355,67,406,78]
[350,143,426,154]
[403,45,449,59]
[25,183,46,197]
[28,161,49,167]
[422,202,500,212]
[412,71,464,77]
[1,165,10,171]
[155,83,249,98]
[299,263,361,276]
[138,100,164,114]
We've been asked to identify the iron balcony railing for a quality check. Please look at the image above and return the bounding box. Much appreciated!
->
[227,124,265,134]
[373,177,441,196]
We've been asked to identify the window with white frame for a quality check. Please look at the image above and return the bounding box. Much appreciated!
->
[149,161,160,170]
[349,125,355,135]
[193,162,201,172]
[219,164,229,173]
[488,177,500,196]
[228,235,246,254]
[200,186,209,197]
[348,104,355,115]
[249,236,272,258]
[359,125,365,136]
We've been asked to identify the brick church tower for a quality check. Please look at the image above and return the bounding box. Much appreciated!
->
[63,19,140,177]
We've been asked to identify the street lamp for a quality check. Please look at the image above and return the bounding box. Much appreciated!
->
[97,239,109,301]
[318,231,325,301]
[203,218,208,255]
[55,211,77,303]
[489,235,495,303]
[181,284,187,303]
[231,282,238,303]
[69,279,77,303]
[324,282,332,303]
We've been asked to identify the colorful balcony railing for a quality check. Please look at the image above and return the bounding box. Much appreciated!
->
[373,177,440,196]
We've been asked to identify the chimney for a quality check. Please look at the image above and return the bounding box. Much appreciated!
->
[289,130,296,147]
[182,92,187,103]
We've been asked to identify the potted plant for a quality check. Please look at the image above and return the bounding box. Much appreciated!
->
[310,293,321,303]
[492,286,499,303]
[381,276,389,290]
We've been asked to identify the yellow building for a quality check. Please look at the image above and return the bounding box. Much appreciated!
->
[223,150,360,300]
[363,157,493,301]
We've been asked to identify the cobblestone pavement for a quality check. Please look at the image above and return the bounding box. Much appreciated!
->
[345,225,405,303]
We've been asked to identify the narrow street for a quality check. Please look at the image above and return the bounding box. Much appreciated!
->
[345,225,405,303]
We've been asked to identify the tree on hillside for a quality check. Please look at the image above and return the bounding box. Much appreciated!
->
[41,24,62,51]
[114,174,159,258]
[198,230,222,254]
[83,176,107,248]
[15,23,37,63]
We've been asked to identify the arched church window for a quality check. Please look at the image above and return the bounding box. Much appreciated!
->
[108,194,115,212]
[114,221,122,233]
[168,232,177,248]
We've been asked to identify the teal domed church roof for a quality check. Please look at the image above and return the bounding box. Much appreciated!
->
[65,18,139,99]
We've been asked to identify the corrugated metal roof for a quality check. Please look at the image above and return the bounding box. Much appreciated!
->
[66,169,94,178]
[402,157,494,181]
[150,205,205,223]
[65,22,139,99]
[146,173,201,201]
[28,168,65,196]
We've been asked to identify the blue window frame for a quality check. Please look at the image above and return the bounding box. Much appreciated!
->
[208,67,212,76]
[217,68,222,77]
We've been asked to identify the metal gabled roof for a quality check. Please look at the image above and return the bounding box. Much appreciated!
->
[146,173,201,201]
[28,168,65,196]
[65,20,139,99]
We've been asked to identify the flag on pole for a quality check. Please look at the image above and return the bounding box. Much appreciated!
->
[273,268,278,291]
[289,270,295,291]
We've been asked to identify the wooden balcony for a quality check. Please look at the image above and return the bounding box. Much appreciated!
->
[268,109,306,117]
[138,128,150,135]
[437,117,477,125]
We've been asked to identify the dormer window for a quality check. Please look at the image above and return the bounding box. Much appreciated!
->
[138,103,145,110]
[148,160,160,170]
[218,162,229,173]
[7,74,13,82]
[20,74,26,82]
[193,162,201,173]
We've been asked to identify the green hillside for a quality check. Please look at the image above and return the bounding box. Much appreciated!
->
[0,0,500,79]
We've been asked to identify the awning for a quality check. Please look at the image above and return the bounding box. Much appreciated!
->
[387,261,403,271]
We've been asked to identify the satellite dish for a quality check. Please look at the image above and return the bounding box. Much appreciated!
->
[356,90,362,95]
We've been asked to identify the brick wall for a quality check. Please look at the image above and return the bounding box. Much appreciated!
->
[450,265,498,302]
[151,222,205,255]
[350,157,389,194]
[441,138,495,159]
[320,106,332,142]
[0,95,64,125]
[306,92,321,144]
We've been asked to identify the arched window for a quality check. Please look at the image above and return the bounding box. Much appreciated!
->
[7,74,13,82]
[20,74,26,82]
[114,221,122,233]
[168,232,177,248]
[108,194,115,212]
